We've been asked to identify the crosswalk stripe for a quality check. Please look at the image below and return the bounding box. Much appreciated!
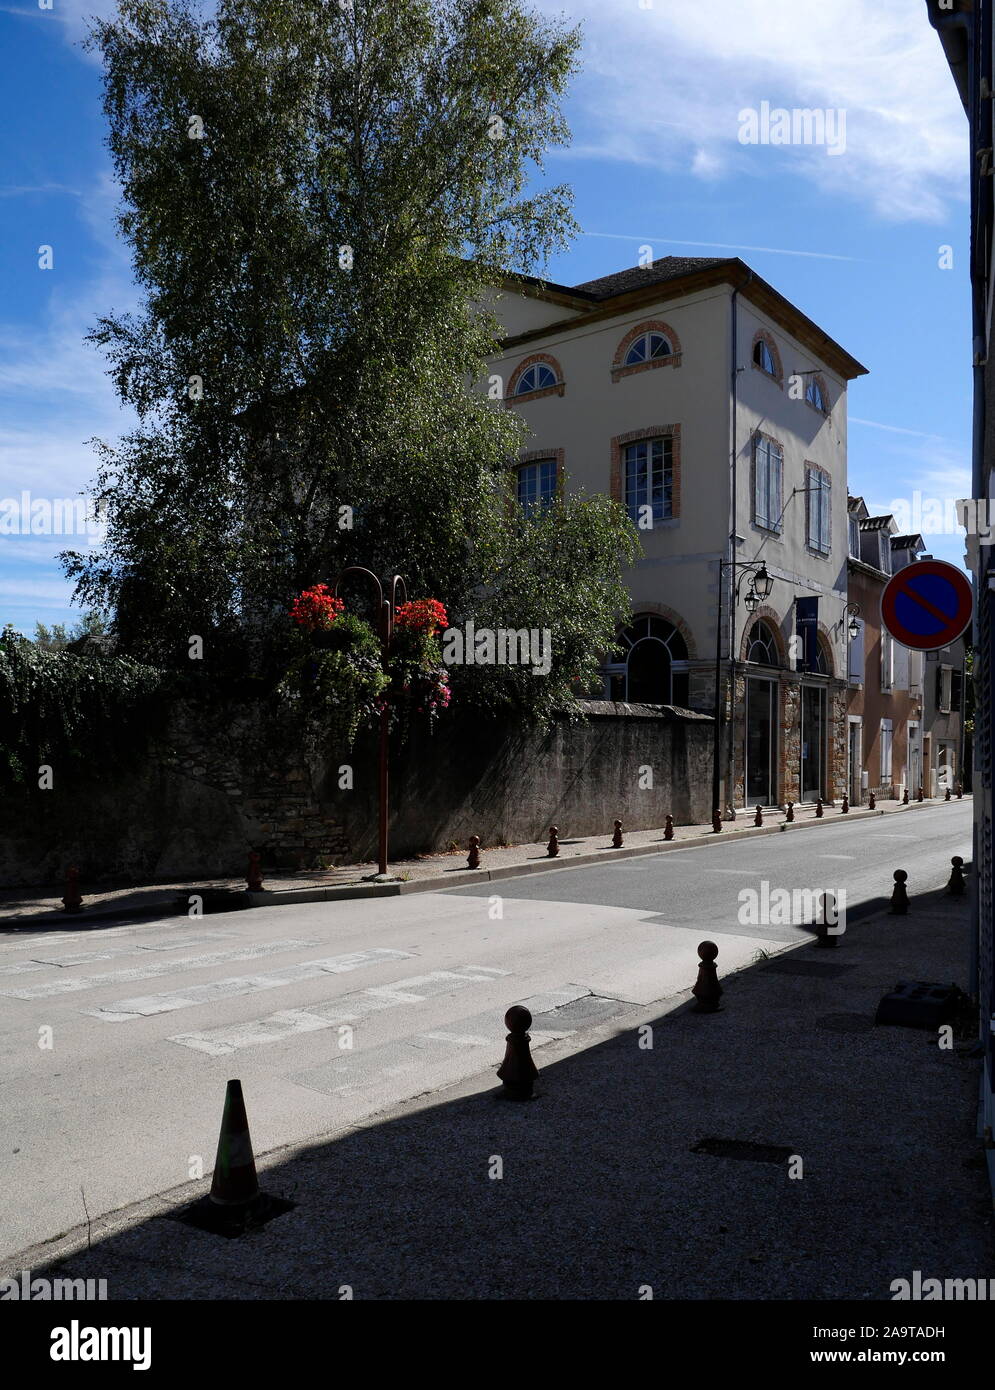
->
[85,948,418,1022]
[167,965,510,1054]
[0,938,321,1001]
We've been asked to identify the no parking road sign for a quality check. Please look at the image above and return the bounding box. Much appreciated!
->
[880,559,973,651]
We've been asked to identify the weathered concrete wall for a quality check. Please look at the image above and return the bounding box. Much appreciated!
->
[0,700,713,888]
[337,702,713,861]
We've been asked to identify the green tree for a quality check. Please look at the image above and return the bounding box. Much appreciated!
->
[65,0,635,716]
[33,611,109,653]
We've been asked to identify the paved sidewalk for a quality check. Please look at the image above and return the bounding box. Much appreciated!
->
[0,793,962,925]
[7,884,991,1299]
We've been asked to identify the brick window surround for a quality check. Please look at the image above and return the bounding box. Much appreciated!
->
[611,320,683,383]
[610,425,682,520]
[751,329,783,386]
[506,352,566,404]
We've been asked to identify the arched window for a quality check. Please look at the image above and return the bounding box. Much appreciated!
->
[752,330,782,384]
[806,375,829,414]
[605,615,689,706]
[624,331,673,366]
[514,362,558,396]
[754,338,776,375]
[746,620,780,666]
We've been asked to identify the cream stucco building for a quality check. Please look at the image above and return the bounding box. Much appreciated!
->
[489,256,868,813]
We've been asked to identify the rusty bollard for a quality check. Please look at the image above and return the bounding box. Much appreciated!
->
[785,801,794,823]
[712,808,722,834]
[612,819,623,848]
[917,786,924,803]
[841,794,849,815]
[664,814,674,841]
[754,805,763,827]
[246,851,263,892]
[496,1005,538,1100]
[890,869,910,915]
[467,835,481,870]
[691,941,722,1013]
[868,790,876,811]
[815,797,824,819]
[902,787,909,805]
[945,787,952,802]
[547,825,559,858]
[956,783,963,799]
[947,856,966,898]
[62,866,84,914]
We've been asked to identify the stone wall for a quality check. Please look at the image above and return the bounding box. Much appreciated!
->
[0,700,713,888]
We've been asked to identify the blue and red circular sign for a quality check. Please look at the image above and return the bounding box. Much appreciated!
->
[880,559,973,651]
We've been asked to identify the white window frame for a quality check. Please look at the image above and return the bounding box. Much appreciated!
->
[624,331,673,367]
[754,436,783,532]
[624,436,674,524]
[514,363,558,396]
[848,514,860,559]
[880,718,893,781]
[517,458,557,513]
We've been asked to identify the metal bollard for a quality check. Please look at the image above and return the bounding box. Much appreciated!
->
[496,1006,538,1100]
[712,808,722,834]
[890,869,910,915]
[868,791,876,811]
[246,851,263,892]
[841,794,849,814]
[62,866,84,914]
[612,819,623,848]
[547,825,559,858]
[691,941,722,1013]
[467,835,481,870]
[664,814,674,841]
[754,805,763,827]
[947,856,966,898]
[785,801,794,823]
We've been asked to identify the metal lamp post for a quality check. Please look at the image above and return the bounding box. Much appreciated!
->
[710,559,775,822]
[333,567,407,878]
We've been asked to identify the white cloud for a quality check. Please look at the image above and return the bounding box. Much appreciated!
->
[536,0,968,222]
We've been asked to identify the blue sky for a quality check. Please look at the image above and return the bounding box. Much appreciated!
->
[0,0,973,634]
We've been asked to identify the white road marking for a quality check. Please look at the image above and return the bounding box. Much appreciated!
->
[818,854,855,860]
[167,965,510,1054]
[0,939,321,1001]
[86,948,418,1022]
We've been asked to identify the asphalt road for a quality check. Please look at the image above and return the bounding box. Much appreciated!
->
[0,801,971,1262]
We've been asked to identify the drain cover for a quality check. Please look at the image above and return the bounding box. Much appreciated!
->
[817,1012,875,1033]
[764,959,856,977]
[691,1137,793,1164]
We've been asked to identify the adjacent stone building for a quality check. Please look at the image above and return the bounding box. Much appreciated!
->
[490,255,868,813]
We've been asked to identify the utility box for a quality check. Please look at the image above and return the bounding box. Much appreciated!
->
[875,981,961,1030]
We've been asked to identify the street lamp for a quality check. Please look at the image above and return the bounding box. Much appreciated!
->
[711,558,777,823]
[333,566,407,879]
[845,603,861,642]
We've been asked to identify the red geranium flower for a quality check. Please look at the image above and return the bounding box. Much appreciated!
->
[290,584,345,632]
[394,598,449,635]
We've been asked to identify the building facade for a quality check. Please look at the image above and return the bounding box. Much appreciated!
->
[927,0,994,1188]
[845,498,925,801]
[490,256,867,813]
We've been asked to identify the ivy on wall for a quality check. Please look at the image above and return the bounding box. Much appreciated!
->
[0,625,168,791]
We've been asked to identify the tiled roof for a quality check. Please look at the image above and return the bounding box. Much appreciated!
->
[859,516,893,531]
[571,256,734,300]
[891,534,924,548]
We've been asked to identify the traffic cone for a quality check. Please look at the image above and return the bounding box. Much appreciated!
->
[210,1079,260,1208]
